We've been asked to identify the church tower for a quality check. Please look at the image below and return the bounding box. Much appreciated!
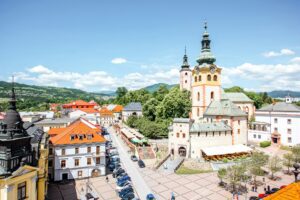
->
[179,47,192,91]
[191,23,222,120]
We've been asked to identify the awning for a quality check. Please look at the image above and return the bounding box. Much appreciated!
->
[121,128,135,139]
[131,138,142,143]
[202,144,252,157]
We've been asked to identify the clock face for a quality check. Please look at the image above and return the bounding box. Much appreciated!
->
[210,66,216,74]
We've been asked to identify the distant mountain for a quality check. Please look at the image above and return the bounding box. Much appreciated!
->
[268,90,300,98]
[143,83,178,93]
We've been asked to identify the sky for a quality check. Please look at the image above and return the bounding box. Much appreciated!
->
[1,0,300,92]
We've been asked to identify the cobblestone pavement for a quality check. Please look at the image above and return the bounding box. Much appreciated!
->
[138,166,295,200]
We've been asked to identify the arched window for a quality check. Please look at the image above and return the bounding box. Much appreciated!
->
[211,92,214,100]
[207,74,211,81]
[176,133,179,138]
[185,80,187,83]
[197,92,200,101]
[213,75,217,81]
[195,76,197,82]
[182,133,186,138]
[245,106,249,113]
[185,72,188,76]
[199,75,201,81]
[197,108,200,116]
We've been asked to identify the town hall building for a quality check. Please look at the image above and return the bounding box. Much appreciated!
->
[169,23,254,159]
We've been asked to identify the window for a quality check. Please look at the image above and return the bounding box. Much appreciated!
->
[182,133,186,138]
[210,92,214,100]
[176,133,179,138]
[245,106,249,113]
[238,129,240,134]
[287,119,292,124]
[198,132,200,137]
[48,160,53,167]
[61,149,65,156]
[75,159,79,166]
[87,157,92,165]
[274,118,278,123]
[207,74,211,81]
[17,182,26,200]
[185,80,187,83]
[49,148,53,155]
[70,135,75,140]
[197,92,200,101]
[96,157,100,165]
[197,108,200,116]
[87,134,92,140]
[288,137,292,143]
[199,75,201,81]
[213,75,217,81]
[185,72,187,76]
[194,76,197,82]
[288,129,292,134]
[96,146,100,154]
[75,147,79,154]
[87,147,91,153]
[253,134,256,138]
[274,127,278,132]
[79,135,84,140]
[78,170,82,177]
[238,120,240,125]
[258,135,261,139]
[61,160,66,168]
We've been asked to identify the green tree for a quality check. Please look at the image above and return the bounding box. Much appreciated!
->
[283,153,294,174]
[248,151,269,187]
[153,85,169,101]
[292,145,300,162]
[116,87,128,99]
[217,168,227,186]
[268,156,282,180]
[224,164,248,193]
[143,98,159,121]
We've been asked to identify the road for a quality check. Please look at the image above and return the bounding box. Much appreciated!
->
[108,126,153,200]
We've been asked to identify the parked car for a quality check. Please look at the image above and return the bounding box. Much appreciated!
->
[117,175,131,182]
[121,192,135,200]
[109,152,119,157]
[110,156,120,163]
[146,194,156,200]
[117,185,133,193]
[119,187,134,198]
[109,162,121,171]
[138,159,145,168]
[117,173,128,179]
[130,155,138,162]
[113,168,125,177]
[117,178,131,187]
[117,180,131,187]
[116,181,131,191]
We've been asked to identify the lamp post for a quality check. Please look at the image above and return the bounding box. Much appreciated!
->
[293,163,300,182]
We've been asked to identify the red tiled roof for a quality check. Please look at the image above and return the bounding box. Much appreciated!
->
[100,107,114,116]
[77,108,99,114]
[48,127,66,137]
[264,182,300,200]
[50,118,106,145]
[112,105,123,112]
[63,100,95,107]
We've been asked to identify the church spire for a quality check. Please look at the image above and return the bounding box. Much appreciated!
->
[197,22,216,65]
[8,75,17,110]
[181,46,190,69]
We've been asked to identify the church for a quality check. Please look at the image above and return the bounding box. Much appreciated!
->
[169,23,254,159]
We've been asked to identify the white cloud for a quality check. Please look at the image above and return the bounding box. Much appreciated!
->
[111,58,127,64]
[263,48,295,57]
[27,65,53,74]
[290,57,300,63]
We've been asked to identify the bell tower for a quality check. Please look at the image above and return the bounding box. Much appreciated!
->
[180,47,192,91]
[191,22,222,120]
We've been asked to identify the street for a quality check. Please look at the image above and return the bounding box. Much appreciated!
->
[108,126,153,200]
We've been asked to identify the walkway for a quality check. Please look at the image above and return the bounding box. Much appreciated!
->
[158,156,184,173]
[109,126,153,200]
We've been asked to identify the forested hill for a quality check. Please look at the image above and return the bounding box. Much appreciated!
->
[267,90,300,98]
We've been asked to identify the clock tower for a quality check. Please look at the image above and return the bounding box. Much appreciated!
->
[191,23,222,120]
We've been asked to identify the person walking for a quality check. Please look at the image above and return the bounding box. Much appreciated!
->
[106,176,109,182]
[171,192,175,200]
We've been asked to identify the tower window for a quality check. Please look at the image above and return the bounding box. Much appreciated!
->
[197,108,200,116]
[199,75,201,81]
[197,92,200,101]
[207,74,211,81]
[182,133,186,138]
[213,75,217,81]
[195,76,197,82]
[176,133,179,138]
[210,92,214,100]
[185,80,187,83]
[185,72,188,75]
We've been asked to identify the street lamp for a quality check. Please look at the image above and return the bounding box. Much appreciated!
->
[293,163,300,182]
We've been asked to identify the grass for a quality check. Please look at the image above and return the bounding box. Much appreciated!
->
[280,145,292,151]
[175,165,212,175]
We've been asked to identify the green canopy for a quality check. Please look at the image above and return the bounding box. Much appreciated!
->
[131,138,142,144]
[141,138,148,144]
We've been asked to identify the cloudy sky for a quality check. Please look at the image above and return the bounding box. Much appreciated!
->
[1,0,300,92]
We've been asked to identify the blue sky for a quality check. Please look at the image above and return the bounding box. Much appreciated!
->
[1,0,300,92]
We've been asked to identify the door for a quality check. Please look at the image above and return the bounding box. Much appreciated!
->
[62,173,68,180]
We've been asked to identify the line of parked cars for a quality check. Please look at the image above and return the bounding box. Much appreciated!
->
[106,141,137,200]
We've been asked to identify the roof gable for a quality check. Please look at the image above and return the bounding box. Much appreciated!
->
[204,99,247,117]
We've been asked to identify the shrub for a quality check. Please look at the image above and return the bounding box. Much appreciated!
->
[222,158,229,163]
[260,141,271,148]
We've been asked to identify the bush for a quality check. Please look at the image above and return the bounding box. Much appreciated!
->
[222,158,229,163]
[260,141,271,148]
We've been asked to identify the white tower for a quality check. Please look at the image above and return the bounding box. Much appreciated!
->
[191,23,222,120]
[180,48,192,91]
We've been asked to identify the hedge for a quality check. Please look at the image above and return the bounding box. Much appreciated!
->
[260,141,271,148]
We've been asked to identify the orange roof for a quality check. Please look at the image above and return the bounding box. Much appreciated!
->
[100,107,114,116]
[112,105,123,112]
[50,118,106,145]
[264,182,300,200]
[63,100,95,107]
[48,127,66,136]
[77,108,99,114]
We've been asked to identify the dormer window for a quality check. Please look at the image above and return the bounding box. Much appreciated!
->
[79,135,84,140]
[87,134,93,140]
[70,135,75,141]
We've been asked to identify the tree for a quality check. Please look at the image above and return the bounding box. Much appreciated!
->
[116,87,128,99]
[283,153,294,174]
[268,156,282,180]
[143,98,159,121]
[126,115,139,128]
[292,145,300,162]
[217,168,227,186]
[153,85,169,101]
[224,164,248,193]
[248,151,269,187]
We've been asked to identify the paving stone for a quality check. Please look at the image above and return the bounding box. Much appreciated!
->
[195,187,214,196]
[173,185,190,195]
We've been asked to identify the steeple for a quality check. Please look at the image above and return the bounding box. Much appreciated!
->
[197,22,216,65]
[181,46,190,69]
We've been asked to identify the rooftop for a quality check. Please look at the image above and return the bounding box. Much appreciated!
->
[264,182,300,200]
[223,92,253,103]
[190,121,231,132]
[123,102,142,111]
[258,102,300,112]
[35,117,77,125]
[204,99,247,117]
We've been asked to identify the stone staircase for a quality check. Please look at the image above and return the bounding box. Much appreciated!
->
[158,156,184,173]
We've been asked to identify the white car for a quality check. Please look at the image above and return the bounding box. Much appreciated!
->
[116,182,132,192]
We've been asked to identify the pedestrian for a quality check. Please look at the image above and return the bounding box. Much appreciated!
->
[106,176,109,182]
[267,185,270,193]
[171,192,175,200]
[255,186,258,192]
[252,186,255,192]
[262,177,265,182]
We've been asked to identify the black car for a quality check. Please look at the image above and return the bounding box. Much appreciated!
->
[113,168,125,178]
[121,192,135,200]
[130,155,138,162]
[137,159,145,168]
[116,172,128,179]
